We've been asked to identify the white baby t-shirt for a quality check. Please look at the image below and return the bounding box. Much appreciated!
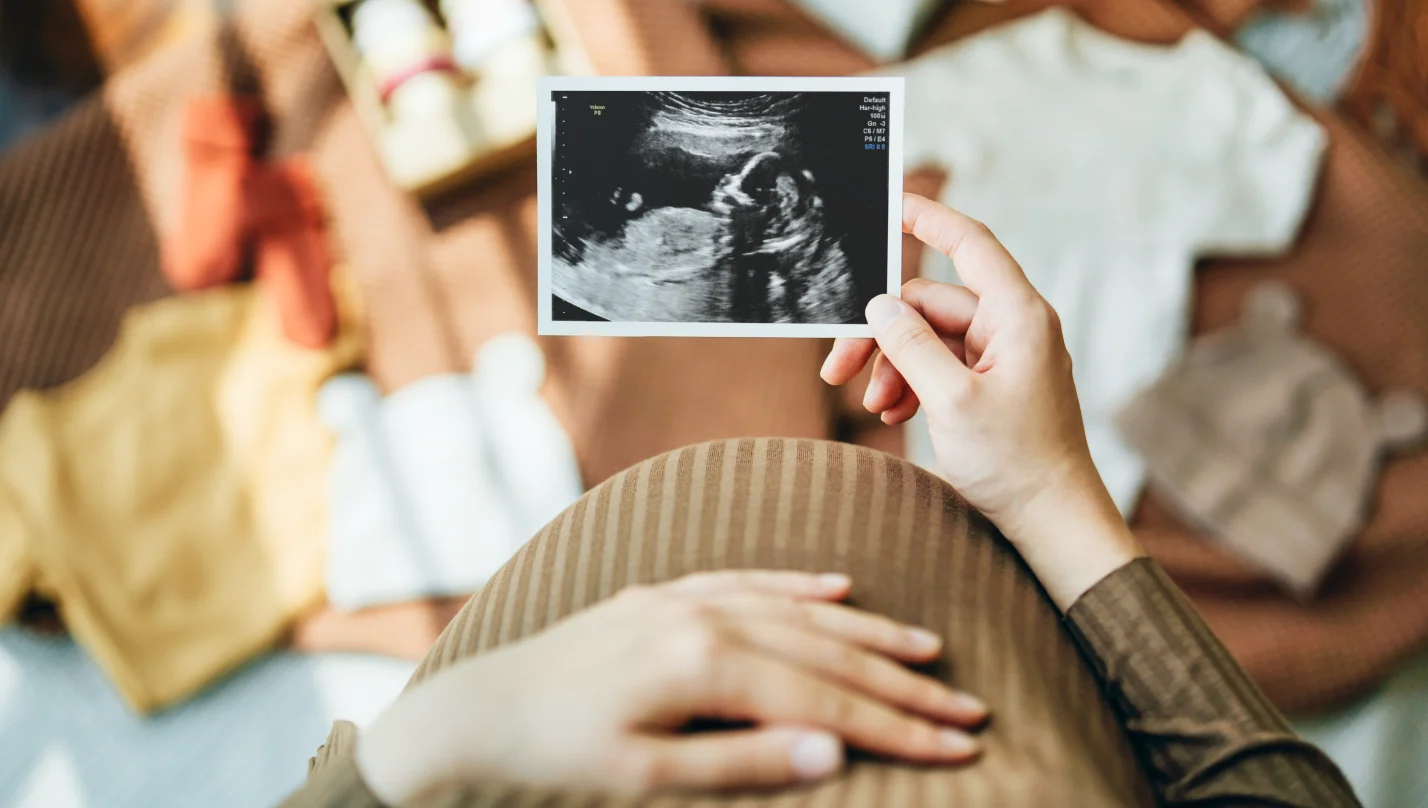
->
[887,8,1326,514]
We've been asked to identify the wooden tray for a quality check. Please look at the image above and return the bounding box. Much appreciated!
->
[312,0,591,197]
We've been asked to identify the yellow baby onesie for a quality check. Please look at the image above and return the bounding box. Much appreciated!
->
[0,280,361,712]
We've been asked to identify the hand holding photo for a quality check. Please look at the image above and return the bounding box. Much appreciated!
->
[537,76,904,338]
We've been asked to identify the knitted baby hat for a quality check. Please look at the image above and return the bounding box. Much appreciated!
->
[1116,281,1428,598]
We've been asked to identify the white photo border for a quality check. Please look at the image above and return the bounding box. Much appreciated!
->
[537,75,904,339]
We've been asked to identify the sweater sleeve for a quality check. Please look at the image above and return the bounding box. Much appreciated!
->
[277,720,385,808]
[1065,557,1361,807]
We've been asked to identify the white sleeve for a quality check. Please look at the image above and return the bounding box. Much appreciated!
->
[1195,40,1327,256]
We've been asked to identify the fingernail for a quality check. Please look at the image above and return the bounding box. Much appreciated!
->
[938,729,980,756]
[791,733,843,780]
[865,295,902,332]
[907,627,941,653]
[950,692,988,719]
[817,573,851,591]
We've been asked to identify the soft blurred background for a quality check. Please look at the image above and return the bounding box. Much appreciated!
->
[1,0,1426,805]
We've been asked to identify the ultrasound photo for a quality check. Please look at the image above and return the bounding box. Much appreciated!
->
[537,77,903,337]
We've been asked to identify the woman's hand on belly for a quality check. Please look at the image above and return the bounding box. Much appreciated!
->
[356,569,987,803]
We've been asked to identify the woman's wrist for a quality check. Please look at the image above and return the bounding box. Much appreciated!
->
[993,465,1145,611]
[357,701,442,805]
[358,679,472,805]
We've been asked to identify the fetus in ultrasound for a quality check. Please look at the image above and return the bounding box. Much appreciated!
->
[709,152,856,323]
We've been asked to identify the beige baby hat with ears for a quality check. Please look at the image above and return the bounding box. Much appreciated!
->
[1116,281,1428,598]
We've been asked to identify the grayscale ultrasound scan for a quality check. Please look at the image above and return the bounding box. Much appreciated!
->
[538,77,902,338]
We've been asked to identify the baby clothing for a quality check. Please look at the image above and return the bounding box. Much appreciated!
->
[0,280,361,713]
[162,97,338,350]
[1117,282,1427,597]
[786,0,947,61]
[163,97,263,292]
[246,158,340,351]
[887,8,1327,515]
[320,334,584,610]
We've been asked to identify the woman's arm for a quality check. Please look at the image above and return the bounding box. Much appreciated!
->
[824,192,1361,807]
[983,440,1356,804]
[1014,476,1356,805]
[1067,556,1357,806]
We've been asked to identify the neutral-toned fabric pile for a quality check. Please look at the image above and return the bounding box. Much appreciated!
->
[0,0,1425,714]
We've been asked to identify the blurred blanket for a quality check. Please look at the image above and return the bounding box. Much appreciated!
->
[0,0,1426,714]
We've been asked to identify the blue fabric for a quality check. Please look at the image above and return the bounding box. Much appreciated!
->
[1235,0,1367,104]
[1292,651,1428,808]
[0,627,413,808]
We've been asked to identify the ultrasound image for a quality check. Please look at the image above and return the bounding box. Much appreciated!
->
[550,91,890,324]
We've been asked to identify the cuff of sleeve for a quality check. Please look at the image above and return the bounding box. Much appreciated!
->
[1062,556,1216,688]
[1062,555,1298,738]
[278,721,386,808]
[1061,552,1361,806]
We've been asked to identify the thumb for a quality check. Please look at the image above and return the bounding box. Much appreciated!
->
[634,727,843,791]
[865,295,972,400]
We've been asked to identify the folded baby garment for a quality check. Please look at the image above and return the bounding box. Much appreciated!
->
[0,278,362,712]
[320,333,584,610]
[886,7,1327,515]
[1117,282,1427,597]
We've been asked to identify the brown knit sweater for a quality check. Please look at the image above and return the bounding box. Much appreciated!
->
[280,440,1358,808]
